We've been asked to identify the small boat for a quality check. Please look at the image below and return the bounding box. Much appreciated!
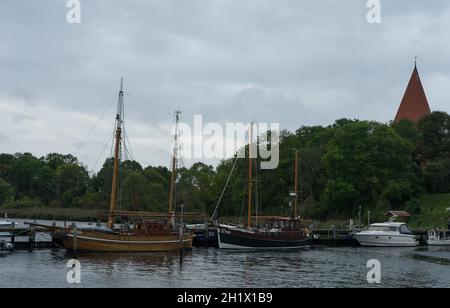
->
[0,240,14,252]
[0,214,15,228]
[0,221,15,228]
[51,79,193,253]
[426,230,450,246]
[218,129,310,250]
[354,222,418,247]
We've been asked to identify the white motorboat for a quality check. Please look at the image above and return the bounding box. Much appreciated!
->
[426,230,450,246]
[354,222,418,247]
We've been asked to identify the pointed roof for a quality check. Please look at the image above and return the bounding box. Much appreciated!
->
[394,64,431,122]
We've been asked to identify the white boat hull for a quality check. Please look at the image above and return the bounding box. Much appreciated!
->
[354,234,418,247]
[426,239,450,246]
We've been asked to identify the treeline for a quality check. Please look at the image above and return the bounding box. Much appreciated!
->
[1,111,449,221]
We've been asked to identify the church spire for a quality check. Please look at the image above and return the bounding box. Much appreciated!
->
[394,61,431,122]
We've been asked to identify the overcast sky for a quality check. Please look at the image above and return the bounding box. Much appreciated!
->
[1,0,449,171]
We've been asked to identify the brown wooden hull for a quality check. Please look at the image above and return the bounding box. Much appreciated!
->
[61,231,193,253]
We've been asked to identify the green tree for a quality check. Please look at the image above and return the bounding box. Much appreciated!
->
[0,178,13,207]
[56,164,89,207]
[417,111,450,160]
[322,121,418,217]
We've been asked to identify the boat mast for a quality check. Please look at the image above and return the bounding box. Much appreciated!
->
[247,122,254,228]
[294,150,299,218]
[107,78,124,229]
[168,110,181,225]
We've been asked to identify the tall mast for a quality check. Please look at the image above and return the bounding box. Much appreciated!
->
[168,110,181,224]
[107,77,124,229]
[294,150,299,218]
[247,122,254,228]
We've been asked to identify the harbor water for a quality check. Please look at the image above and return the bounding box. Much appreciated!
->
[1,220,450,288]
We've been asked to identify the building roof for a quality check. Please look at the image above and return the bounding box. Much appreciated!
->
[385,211,411,218]
[394,65,431,122]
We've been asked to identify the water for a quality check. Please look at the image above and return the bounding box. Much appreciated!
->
[1,220,450,288]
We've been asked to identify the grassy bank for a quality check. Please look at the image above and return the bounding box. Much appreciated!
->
[409,193,450,229]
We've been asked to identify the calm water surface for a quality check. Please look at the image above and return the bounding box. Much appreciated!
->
[1,220,450,288]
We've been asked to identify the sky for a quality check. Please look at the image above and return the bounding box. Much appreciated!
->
[1,0,449,171]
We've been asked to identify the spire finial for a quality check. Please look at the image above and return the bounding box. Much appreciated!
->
[414,56,418,67]
[120,77,124,92]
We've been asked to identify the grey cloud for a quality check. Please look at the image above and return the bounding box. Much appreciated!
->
[1,0,449,168]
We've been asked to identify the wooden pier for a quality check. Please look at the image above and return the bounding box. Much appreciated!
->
[0,226,59,251]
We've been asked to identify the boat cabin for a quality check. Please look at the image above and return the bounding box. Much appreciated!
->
[368,222,412,235]
[257,217,303,231]
[135,220,172,235]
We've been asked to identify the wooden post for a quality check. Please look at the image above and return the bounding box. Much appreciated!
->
[10,233,15,252]
[205,223,209,249]
[28,226,36,252]
[72,224,78,256]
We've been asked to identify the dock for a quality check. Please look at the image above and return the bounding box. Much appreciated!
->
[0,226,59,251]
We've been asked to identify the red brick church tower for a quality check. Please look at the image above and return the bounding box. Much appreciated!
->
[394,62,431,122]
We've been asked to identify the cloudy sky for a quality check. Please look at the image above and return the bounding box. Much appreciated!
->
[1,0,449,170]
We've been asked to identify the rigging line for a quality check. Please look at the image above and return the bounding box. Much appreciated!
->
[91,134,115,173]
[124,92,173,116]
[123,129,135,161]
[74,93,117,157]
[210,153,240,222]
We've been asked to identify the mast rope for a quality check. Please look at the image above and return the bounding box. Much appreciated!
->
[210,153,240,222]
[91,134,115,173]
[74,93,117,157]
[124,92,173,116]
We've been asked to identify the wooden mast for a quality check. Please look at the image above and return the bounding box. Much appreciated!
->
[108,78,124,229]
[294,150,299,218]
[247,122,254,228]
[168,111,181,226]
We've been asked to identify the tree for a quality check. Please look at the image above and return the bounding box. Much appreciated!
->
[417,111,450,160]
[120,171,151,211]
[42,153,78,171]
[0,178,13,207]
[322,121,418,217]
[7,153,57,203]
[56,163,89,207]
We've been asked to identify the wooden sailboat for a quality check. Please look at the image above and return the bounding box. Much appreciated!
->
[218,124,310,250]
[56,79,193,253]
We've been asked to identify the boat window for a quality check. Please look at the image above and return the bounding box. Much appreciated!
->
[400,225,412,234]
[368,226,397,232]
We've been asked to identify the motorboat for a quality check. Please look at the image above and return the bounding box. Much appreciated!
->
[0,213,16,228]
[354,222,418,247]
[426,230,450,246]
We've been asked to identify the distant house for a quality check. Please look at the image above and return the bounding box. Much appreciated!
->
[394,63,431,122]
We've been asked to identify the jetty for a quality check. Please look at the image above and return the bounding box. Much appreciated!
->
[0,225,59,251]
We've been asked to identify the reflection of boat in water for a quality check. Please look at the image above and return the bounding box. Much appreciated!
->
[354,222,418,247]
[426,230,450,246]
[218,129,310,250]
[51,79,192,253]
